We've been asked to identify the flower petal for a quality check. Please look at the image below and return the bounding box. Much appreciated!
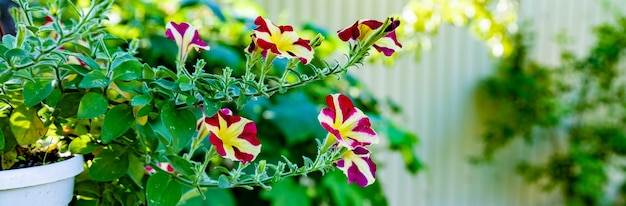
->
[318,94,378,150]
[335,146,377,187]
[251,16,313,64]
[166,21,210,61]
[337,19,383,42]
[337,19,402,56]
[201,108,261,164]
[373,31,402,56]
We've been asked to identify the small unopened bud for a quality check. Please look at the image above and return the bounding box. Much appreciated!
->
[383,16,401,33]
[16,24,27,48]
[256,160,266,174]
[309,33,325,48]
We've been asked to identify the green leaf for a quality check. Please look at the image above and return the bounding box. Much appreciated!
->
[142,64,156,80]
[136,104,153,117]
[112,59,142,81]
[2,149,17,169]
[202,100,221,117]
[9,105,47,145]
[4,48,27,59]
[101,104,135,144]
[0,127,4,150]
[78,92,109,118]
[136,123,160,153]
[0,45,7,55]
[321,171,386,206]
[153,79,177,91]
[0,117,16,153]
[45,88,62,107]
[2,35,15,48]
[176,75,193,91]
[79,70,110,88]
[14,69,33,82]
[130,94,152,106]
[160,104,196,153]
[69,135,100,154]
[74,180,102,198]
[57,92,83,118]
[165,155,195,176]
[127,154,147,187]
[0,66,13,84]
[74,53,101,71]
[218,174,231,189]
[178,188,236,206]
[265,92,322,146]
[23,79,55,106]
[89,146,129,181]
[63,64,91,76]
[146,172,182,206]
[260,177,311,206]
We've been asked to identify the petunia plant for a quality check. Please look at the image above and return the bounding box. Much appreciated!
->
[0,0,404,205]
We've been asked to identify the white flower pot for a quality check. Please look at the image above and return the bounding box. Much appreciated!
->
[0,155,84,206]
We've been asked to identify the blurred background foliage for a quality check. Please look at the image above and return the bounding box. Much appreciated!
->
[403,0,626,205]
[477,10,626,206]
[30,0,422,205]
[398,0,518,62]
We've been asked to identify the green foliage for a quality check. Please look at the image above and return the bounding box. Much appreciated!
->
[159,105,196,153]
[479,17,626,205]
[147,172,184,206]
[401,0,518,60]
[0,0,421,205]
[77,92,108,118]
[260,177,311,206]
[100,104,134,144]
[89,146,130,181]
[9,104,47,146]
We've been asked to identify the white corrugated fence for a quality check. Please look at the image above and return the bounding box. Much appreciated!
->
[255,0,626,205]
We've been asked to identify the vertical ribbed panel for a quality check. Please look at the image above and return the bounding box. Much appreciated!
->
[254,0,624,205]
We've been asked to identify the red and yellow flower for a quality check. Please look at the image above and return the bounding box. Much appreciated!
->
[318,94,378,150]
[165,21,211,62]
[335,146,377,187]
[197,108,261,164]
[337,18,402,56]
[248,16,314,64]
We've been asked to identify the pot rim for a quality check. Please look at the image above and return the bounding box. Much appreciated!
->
[0,154,84,190]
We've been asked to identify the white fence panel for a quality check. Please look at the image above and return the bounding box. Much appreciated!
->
[255,0,625,205]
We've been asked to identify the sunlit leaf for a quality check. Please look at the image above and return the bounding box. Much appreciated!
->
[69,135,100,154]
[23,78,56,106]
[78,92,109,118]
[9,105,47,145]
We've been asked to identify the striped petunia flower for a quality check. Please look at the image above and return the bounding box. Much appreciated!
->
[250,16,313,64]
[335,146,377,187]
[165,21,211,62]
[197,108,261,164]
[337,18,402,56]
[318,94,378,150]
